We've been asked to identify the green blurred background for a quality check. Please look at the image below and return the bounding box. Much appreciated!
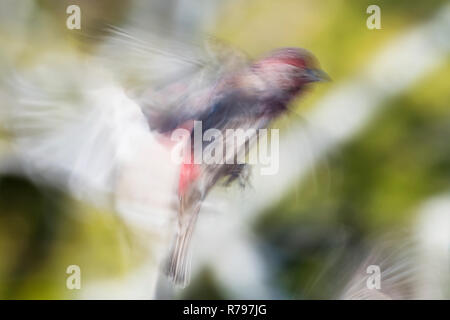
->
[0,0,448,299]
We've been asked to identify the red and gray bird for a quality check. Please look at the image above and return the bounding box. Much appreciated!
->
[5,26,329,287]
[143,45,330,286]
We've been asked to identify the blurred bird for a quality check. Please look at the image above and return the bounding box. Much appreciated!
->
[4,26,329,287]
[145,46,330,286]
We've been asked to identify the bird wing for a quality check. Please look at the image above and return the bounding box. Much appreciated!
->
[3,65,154,208]
[96,26,250,133]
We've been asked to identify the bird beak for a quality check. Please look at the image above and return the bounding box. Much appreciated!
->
[306,68,331,82]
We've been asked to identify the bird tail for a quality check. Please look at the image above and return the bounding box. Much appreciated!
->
[165,209,199,287]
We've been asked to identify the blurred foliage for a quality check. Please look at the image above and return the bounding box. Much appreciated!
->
[182,268,227,300]
[0,174,150,299]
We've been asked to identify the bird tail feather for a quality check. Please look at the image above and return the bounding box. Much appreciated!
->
[165,210,199,287]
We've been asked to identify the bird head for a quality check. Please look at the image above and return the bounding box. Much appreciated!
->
[248,47,329,99]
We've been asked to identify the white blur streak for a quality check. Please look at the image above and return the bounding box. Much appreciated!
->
[340,239,419,300]
[415,195,450,299]
[81,260,161,300]
[340,195,449,300]
[193,5,450,298]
